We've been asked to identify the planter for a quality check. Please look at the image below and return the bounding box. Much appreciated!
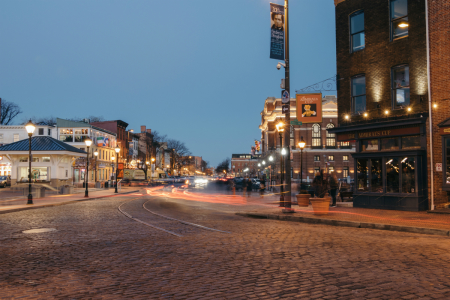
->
[296,194,310,207]
[310,197,331,215]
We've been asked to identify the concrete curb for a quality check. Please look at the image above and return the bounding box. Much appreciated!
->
[236,212,450,237]
[0,190,141,215]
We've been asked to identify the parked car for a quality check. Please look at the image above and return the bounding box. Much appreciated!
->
[251,178,260,190]
[0,176,11,188]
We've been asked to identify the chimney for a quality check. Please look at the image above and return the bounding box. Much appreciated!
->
[147,129,152,134]
[141,125,146,133]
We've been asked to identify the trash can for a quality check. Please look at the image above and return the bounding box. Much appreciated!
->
[104,181,109,188]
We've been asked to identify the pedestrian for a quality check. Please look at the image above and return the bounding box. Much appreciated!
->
[312,172,322,197]
[329,172,338,207]
[247,177,252,197]
[260,177,266,198]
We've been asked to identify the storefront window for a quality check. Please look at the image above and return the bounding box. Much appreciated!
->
[362,139,378,151]
[447,138,450,184]
[19,157,28,162]
[401,157,415,193]
[371,159,383,192]
[19,167,49,182]
[402,135,420,149]
[357,159,369,191]
[386,158,399,193]
[60,135,73,143]
[381,137,400,150]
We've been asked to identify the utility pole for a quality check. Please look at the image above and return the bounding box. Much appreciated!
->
[283,0,292,210]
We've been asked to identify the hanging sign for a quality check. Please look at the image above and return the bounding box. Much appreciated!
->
[281,90,290,104]
[296,93,322,124]
[270,3,285,60]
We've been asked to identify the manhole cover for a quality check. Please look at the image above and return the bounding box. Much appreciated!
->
[22,228,57,234]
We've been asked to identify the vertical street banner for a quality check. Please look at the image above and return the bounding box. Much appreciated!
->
[296,93,323,124]
[270,3,284,60]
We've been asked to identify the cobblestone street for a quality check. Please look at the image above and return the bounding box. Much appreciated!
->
[1,192,450,299]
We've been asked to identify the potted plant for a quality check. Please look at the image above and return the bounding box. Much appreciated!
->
[310,193,331,215]
[296,190,310,207]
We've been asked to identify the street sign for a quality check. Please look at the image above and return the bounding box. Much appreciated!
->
[290,119,302,125]
[436,163,442,172]
[280,79,285,89]
[282,104,290,114]
[281,90,290,104]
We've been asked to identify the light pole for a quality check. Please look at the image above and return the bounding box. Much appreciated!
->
[269,155,274,191]
[115,147,120,193]
[94,150,99,182]
[25,120,36,205]
[298,136,306,191]
[146,161,149,180]
[84,138,92,197]
[276,122,285,207]
[283,0,292,207]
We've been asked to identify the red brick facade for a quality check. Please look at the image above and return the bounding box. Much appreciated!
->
[427,0,450,208]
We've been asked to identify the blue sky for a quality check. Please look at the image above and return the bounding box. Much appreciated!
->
[0,0,336,167]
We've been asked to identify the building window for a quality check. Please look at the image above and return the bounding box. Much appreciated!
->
[386,158,400,193]
[48,129,51,136]
[402,135,420,149]
[326,123,336,147]
[350,11,365,52]
[314,167,320,175]
[19,157,28,162]
[312,124,321,148]
[32,157,39,162]
[38,128,44,135]
[351,75,366,114]
[328,155,334,161]
[14,134,20,142]
[329,166,334,174]
[392,65,410,108]
[362,139,378,151]
[314,155,320,162]
[42,157,50,162]
[357,159,369,191]
[0,134,3,143]
[343,155,349,161]
[343,167,349,178]
[74,129,89,143]
[444,138,450,185]
[341,141,351,149]
[371,159,383,192]
[381,137,400,151]
[390,0,408,40]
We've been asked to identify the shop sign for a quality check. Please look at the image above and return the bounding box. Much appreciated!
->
[439,127,450,135]
[296,93,322,124]
[337,126,420,142]
[436,163,442,172]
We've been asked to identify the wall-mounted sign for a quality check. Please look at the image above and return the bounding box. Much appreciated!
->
[270,3,284,60]
[296,93,322,124]
[336,126,420,141]
[436,163,442,172]
[282,104,290,114]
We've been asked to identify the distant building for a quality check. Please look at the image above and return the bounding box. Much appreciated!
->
[231,154,261,177]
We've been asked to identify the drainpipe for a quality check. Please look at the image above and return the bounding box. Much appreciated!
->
[425,0,434,210]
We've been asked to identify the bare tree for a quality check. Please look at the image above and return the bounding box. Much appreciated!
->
[167,139,191,157]
[151,130,168,148]
[216,158,230,175]
[1,100,23,125]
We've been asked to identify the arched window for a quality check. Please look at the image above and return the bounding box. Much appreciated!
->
[312,124,321,148]
[326,123,336,148]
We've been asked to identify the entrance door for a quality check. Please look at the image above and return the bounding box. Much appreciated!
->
[74,169,79,182]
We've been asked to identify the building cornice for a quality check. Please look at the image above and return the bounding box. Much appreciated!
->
[334,0,345,6]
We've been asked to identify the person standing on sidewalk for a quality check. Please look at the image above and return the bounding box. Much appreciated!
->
[329,172,338,207]
[247,178,252,198]
[312,172,322,197]
[260,177,266,198]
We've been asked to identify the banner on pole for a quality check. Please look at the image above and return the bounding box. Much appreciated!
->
[270,3,285,60]
[296,93,323,124]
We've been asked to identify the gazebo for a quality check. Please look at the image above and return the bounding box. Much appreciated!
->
[0,136,86,187]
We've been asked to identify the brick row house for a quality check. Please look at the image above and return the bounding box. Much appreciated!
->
[259,95,355,187]
[329,0,450,211]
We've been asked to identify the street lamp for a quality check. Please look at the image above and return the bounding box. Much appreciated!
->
[94,150,99,182]
[115,147,120,193]
[298,136,306,191]
[84,138,92,197]
[25,120,35,204]
[276,122,285,207]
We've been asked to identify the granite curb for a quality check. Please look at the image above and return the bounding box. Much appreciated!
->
[236,212,450,237]
[0,190,141,215]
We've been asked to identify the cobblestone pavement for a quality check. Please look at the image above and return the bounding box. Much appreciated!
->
[1,192,450,299]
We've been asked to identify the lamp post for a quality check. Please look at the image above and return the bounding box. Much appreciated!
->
[115,147,120,193]
[298,136,306,191]
[84,138,92,197]
[276,122,285,207]
[94,150,99,182]
[25,120,36,204]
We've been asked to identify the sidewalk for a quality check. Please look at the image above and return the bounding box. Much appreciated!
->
[236,202,450,237]
[0,187,141,214]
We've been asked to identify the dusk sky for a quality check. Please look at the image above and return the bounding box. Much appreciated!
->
[0,0,336,167]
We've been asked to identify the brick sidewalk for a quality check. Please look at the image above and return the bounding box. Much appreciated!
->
[238,202,450,234]
[0,187,141,213]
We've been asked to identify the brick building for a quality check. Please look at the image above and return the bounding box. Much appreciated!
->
[90,120,129,166]
[329,0,449,211]
[259,95,355,187]
[231,154,261,178]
